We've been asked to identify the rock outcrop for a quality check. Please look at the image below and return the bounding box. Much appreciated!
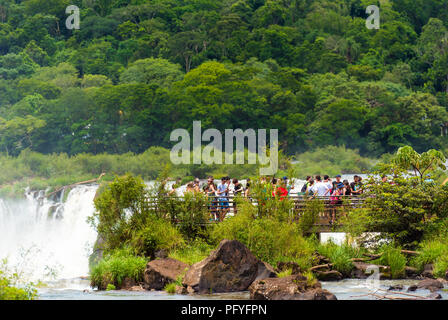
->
[249,275,337,300]
[182,239,276,294]
[417,278,444,292]
[144,258,189,290]
[315,270,343,281]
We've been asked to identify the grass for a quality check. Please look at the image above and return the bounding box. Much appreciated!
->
[277,269,293,278]
[317,243,361,276]
[412,240,448,272]
[168,239,213,265]
[374,244,407,279]
[90,249,147,290]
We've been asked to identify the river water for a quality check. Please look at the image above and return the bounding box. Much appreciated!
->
[1,182,446,300]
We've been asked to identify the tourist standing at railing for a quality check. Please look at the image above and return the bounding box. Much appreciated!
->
[244,178,251,198]
[351,175,363,195]
[272,180,288,200]
[232,178,243,214]
[204,176,218,220]
[217,177,230,221]
[311,175,330,197]
[300,176,311,195]
[324,175,332,190]
[343,180,351,196]
[306,179,315,196]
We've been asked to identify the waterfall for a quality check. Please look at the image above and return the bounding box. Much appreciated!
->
[0,185,98,283]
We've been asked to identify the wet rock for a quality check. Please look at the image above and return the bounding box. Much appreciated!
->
[407,285,418,292]
[405,266,419,279]
[255,261,277,281]
[182,239,276,294]
[422,264,434,279]
[175,285,188,295]
[388,285,403,291]
[128,285,145,292]
[155,249,169,259]
[428,293,442,300]
[352,262,389,277]
[249,275,337,300]
[417,279,444,292]
[144,258,189,290]
[121,277,137,290]
[315,270,343,281]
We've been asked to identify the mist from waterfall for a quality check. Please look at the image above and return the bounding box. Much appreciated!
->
[0,185,98,283]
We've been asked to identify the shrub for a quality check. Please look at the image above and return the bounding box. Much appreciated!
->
[375,245,407,279]
[131,216,184,257]
[168,239,213,265]
[211,207,315,268]
[90,249,147,290]
[298,198,323,235]
[412,240,448,272]
[0,260,36,300]
[317,243,356,276]
[433,255,448,278]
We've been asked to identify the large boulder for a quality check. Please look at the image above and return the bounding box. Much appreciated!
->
[249,275,337,300]
[315,270,343,281]
[422,264,434,279]
[417,279,444,292]
[182,239,276,294]
[144,258,189,290]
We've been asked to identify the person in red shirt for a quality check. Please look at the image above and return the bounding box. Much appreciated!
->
[272,179,288,200]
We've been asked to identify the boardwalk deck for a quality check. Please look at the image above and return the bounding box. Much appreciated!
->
[142,195,365,231]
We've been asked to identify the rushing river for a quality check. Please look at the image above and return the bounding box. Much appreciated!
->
[1,179,446,300]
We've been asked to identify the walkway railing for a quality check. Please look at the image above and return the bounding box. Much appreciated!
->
[142,194,365,228]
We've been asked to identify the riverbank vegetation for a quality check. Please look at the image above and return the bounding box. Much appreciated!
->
[88,146,448,290]
[0,259,37,300]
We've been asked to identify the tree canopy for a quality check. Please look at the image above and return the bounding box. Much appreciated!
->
[0,0,447,158]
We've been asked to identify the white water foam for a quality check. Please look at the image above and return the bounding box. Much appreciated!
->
[0,185,98,282]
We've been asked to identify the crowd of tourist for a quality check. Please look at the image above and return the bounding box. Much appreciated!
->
[166,175,366,222]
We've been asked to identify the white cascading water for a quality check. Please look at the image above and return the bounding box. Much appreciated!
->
[0,185,98,283]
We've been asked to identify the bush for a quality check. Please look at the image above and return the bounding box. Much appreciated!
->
[434,255,448,278]
[211,207,315,268]
[412,240,448,272]
[298,198,323,235]
[0,260,36,300]
[168,239,214,265]
[131,216,184,257]
[90,249,147,290]
[375,245,407,279]
[317,243,359,276]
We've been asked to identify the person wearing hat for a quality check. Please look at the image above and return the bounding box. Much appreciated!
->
[282,176,294,195]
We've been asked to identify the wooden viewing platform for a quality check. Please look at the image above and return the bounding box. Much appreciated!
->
[142,195,365,231]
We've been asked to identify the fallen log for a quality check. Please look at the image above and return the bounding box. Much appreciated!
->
[309,263,333,271]
[46,173,106,198]
[401,250,419,256]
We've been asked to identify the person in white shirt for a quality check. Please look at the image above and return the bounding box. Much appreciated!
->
[311,175,330,197]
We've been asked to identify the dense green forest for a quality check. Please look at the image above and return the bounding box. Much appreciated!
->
[1,0,448,160]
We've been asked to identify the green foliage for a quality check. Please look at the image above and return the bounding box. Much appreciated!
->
[106,283,116,291]
[298,198,323,235]
[293,146,375,176]
[356,146,448,248]
[0,259,37,300]
[374,245,407,279]
[0,1,447,159]
[210,205,315,268]
[90,249,147,290]
[412,240,448,272]
[168,239,214,266]
[317,243,362,276]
